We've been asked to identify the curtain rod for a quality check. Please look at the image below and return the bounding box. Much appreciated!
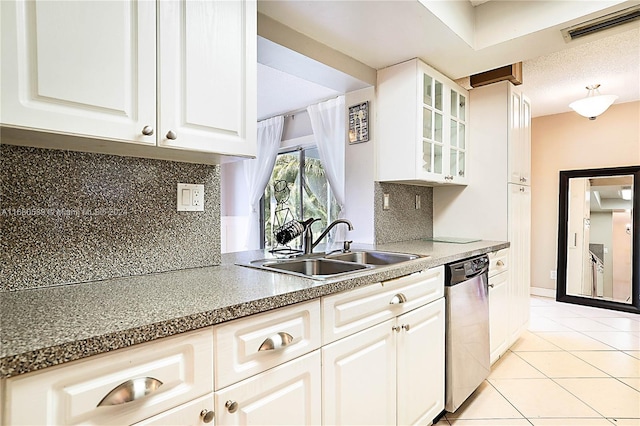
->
[262,95,343,121]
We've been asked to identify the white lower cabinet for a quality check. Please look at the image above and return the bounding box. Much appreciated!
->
[489,270,509,364]
[508,185,531,344]
[323,284,445,426]
[214,351,322,426]
[322,320,397,426]
[3,328,214,425]
[396,299,446,426]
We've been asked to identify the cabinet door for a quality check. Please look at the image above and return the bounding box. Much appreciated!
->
[508,89,522,184]
[215,351,321,426]
[419,70,447,181]
[449,88,469,184]
[508,88,532,186]
[322,320,396,426]
[489,271,510,364]
[1,0,156,145]
[520,95,532,185]
[397,298,445,426]
[508,184,531,344]
[158,0,256,157]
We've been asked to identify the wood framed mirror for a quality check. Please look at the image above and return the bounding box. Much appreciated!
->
[556,166,640,313]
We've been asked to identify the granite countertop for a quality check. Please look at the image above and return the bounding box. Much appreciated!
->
[0,239,508,379]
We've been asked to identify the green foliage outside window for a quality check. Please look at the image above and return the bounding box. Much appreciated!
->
[263,148,339,249]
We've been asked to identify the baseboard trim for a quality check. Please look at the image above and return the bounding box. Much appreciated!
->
[530,287,556,298]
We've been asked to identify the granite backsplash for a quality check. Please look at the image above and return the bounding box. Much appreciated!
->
[374,182,433,244]
[1,145,220,291]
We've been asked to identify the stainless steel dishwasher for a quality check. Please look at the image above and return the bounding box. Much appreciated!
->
[444,254,491,413]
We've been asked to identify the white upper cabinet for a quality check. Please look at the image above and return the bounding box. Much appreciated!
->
[1,0,157,145]
[377,58,469,186]
[508,89,531,185]
[1,0,257,161]
[158,0,256,157]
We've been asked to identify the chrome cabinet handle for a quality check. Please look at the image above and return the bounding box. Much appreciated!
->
[489,283,495,288]
[258,332,294,352]
[141,125,154,136]
[390,293,407,305]
[97,377,163,407]
[401,324,411,331]
[520,176,527,182]
[392,325,401,333]
[225,400,239,413]
[166,130,177,140]
[200,409,214,423]
[496,260,504,267]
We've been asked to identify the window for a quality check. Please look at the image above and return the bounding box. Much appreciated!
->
[262,147,339,250]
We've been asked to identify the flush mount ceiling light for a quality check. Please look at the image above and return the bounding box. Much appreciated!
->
[569,84,618,120]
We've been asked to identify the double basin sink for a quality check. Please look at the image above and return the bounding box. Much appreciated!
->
[246,250,424,279]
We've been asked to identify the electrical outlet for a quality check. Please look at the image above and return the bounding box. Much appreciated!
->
[383,193,390,210]
[415,194,421,210]
[177,183,204,211]
[550,270,557,280]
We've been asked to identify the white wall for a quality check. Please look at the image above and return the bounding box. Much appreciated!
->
[345,87,376,244]
[220,160,250,253]
[433,81,510,241]
[531,101,640,292]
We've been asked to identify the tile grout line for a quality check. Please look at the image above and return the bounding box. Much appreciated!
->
[529,303,640,422]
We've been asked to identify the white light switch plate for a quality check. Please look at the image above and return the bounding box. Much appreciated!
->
[177,183,204,211]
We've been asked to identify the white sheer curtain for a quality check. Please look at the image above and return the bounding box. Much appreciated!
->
[307,96,347,246]
[244,116,284,250]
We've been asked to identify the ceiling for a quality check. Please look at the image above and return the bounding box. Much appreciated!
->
[257,0,640,120]
[590,177,634,212]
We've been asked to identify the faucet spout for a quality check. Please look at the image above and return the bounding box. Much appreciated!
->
[303,219,354,254]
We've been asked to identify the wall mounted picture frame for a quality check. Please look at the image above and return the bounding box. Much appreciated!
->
[348,101,369,144]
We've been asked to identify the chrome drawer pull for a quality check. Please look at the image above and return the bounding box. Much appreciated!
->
[97,377,163,407]
[389,293,407,305]
[496,260,504,267]
[258,332,294,352]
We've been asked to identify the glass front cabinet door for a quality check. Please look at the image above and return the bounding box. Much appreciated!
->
[378,58,469,186]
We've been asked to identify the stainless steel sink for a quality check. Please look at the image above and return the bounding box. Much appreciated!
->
[241,249,425,280]
[261,258,371,278]
[325,250,419,265]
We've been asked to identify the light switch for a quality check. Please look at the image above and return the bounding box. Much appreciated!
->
[181,189,191,206]
[177,183,204,211]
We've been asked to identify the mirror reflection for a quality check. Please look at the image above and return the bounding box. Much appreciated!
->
[566,175,633,303]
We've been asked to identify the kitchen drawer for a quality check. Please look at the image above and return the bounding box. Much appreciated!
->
[133,393,214,426]
[213,299,321,390]
[4,328,213,425]
[322,265,444,344]
[488,248,509,277]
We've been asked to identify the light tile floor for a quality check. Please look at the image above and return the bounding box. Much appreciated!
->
[435,296,640,426]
